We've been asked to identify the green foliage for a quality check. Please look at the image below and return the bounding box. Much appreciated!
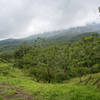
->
[14,33,100,83]
[91,64,100,73]
[0,62,25,79]
[0,52,14,62]
[0,72,100,100]
[0,33,100,99]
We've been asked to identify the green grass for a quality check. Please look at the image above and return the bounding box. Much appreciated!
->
[0,75,100,100]
[0,97,3,100]
[1,88,17,96]
[0,62,100,100]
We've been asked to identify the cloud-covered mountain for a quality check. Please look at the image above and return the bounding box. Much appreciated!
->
[0,23,100,52]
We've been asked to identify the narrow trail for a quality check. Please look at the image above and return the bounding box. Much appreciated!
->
[0,82,34,100]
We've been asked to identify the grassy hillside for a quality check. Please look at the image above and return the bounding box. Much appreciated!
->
[0,62,100,100]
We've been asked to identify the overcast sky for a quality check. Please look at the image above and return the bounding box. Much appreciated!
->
[0,0,100,39]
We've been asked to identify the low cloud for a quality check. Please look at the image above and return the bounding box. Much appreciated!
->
[0,0,99,39]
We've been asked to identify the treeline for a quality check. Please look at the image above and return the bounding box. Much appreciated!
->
[12,33,100,83]
[1,33,100,83]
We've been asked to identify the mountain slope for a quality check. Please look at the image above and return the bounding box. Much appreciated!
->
[0,23,100,52]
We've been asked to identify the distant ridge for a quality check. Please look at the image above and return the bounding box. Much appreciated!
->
[0,23,100,52]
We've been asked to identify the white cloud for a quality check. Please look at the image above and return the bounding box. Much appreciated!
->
[0,0,100,39]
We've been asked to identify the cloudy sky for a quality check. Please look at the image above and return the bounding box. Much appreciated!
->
[0,0,100,39]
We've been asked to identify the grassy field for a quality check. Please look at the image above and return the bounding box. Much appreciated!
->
[0,62,100,100]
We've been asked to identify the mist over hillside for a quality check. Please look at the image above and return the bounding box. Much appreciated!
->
[0,23,100,52]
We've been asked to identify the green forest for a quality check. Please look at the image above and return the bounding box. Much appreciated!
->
[0,33,100,100]
[13,33,100,83]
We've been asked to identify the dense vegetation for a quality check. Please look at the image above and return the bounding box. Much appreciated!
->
[0,62,100,100]
[11,33,100,83]
[0,33,100,100]
[0,61,100,100]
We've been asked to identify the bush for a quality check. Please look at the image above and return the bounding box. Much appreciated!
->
[91,64,100,73]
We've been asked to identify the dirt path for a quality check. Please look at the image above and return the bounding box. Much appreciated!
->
[0,82,34,100]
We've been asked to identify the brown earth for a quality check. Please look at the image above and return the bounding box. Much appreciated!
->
[0,82,34,100]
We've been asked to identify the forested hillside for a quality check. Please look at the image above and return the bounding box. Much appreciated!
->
[0,33,100,100]
[12,33,100,83]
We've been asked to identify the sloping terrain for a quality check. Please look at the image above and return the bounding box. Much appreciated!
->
[0,62,100,100]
